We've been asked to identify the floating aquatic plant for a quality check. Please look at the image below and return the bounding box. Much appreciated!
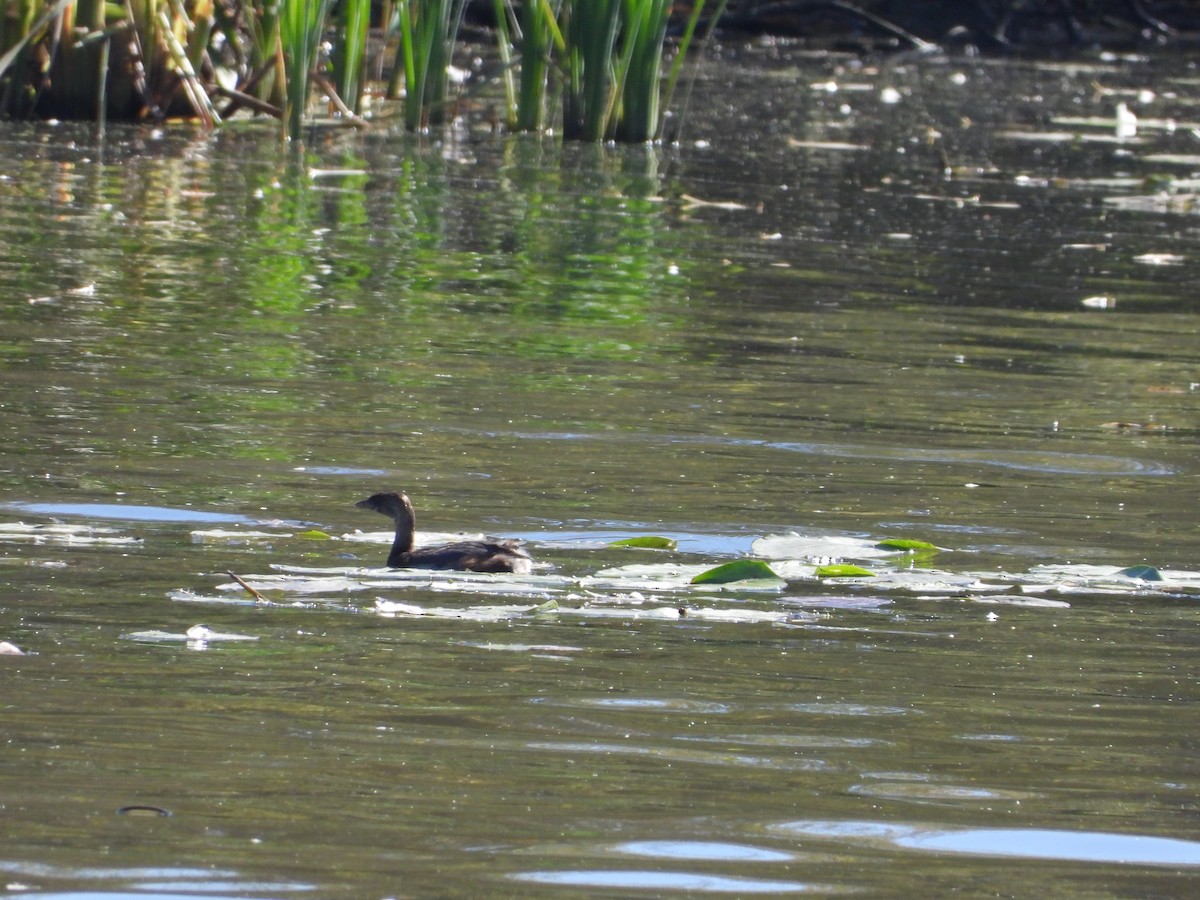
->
[875,538,941,553]
[166,525,1200,630]
[815,564,876,579]
[296,529,334,540]
[609,536,678,550]
[169,556,1200,626]
[690,559,782,585]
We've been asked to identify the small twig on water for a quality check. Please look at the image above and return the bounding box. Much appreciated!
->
[227,571,267,602]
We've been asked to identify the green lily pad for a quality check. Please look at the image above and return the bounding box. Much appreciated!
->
[297,529,332,540]
[690,559,781,584]
[815,564,876,578]
[875,538,940,553]
[1119,565,1163,581]
[609,536,678,550]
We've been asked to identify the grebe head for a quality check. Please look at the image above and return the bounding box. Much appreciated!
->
[355,491,413,517]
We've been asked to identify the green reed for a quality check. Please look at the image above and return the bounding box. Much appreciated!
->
[517,0,564,133]
[332,0,371,115]
[560,0,620,140]
[389,0,468,131]
[609,0,670,142]
[235,0,283,111]
[496,0,720,142]
[279,0,333,138]
[0,0,723,143]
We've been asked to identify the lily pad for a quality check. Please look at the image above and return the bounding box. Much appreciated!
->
[691,559,782,585]
[815,564,876,578]
[875,539,941,553]
[296,529,333,540]
[609,536,678,550]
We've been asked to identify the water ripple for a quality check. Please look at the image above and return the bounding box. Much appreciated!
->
[526,740,829,772]
[614,840,797,862]
[434,426,1175,477]
[2,501,250,524]
[509,869,828,892]
[761,439,1174,476]
[847,781,1034,804]
[531,696,731,714]
[785,702,915,717]
[771,820,1200,866]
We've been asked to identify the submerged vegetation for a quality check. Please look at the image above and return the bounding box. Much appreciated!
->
[0,0,724,142]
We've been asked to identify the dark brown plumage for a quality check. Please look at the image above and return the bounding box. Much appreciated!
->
[355,491,533,574]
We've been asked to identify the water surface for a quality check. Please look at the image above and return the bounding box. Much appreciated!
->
[1,47,1197,898]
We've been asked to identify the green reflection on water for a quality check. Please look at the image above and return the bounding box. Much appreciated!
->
[0,132,706,480]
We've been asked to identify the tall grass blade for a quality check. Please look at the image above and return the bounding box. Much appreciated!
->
[332,0,371,114]
[611,0,670,142]
[237,0,283,109]
[490,0,517,127]
[392,0,468,131]
[278,0,333,138]
[561,0,620,140]
[513,0,562,132]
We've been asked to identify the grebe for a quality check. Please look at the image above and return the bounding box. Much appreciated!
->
[355,491,533,574]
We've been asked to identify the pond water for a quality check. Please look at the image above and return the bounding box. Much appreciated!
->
[1,45,1198,897]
